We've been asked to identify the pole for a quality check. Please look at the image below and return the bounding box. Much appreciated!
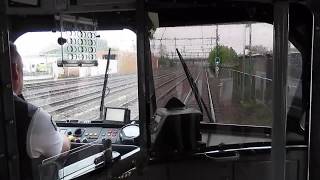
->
[272,2,289,180]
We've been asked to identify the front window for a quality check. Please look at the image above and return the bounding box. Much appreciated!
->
[15,29,139,121]
[150,23,303,145]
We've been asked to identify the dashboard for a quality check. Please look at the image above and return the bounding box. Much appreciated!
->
[58,126,121,144]
[56,107,135,144]
[56,122,140,146]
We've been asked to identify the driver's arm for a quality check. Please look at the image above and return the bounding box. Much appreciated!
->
[61,135,71,153]
[26,108,70,158]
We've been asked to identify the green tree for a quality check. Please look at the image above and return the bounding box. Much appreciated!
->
[208,45,238,66]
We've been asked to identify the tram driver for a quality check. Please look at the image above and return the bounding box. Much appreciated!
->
[9,42,70,179]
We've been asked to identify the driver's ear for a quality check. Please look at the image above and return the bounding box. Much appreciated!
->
[11,63,19,81]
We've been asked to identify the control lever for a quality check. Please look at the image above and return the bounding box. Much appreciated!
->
[94,139,112,168]
[102,139,113,165]
[102,138,120,162]
[94,139,120,180]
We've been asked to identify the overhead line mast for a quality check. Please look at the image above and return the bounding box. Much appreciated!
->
[216,25,219,59]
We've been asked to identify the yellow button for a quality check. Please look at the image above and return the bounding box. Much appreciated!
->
[68,135,76,141]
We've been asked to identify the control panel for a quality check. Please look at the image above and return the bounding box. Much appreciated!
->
[52,120,140,179]
[56,111,139,146]
[58,127,120,144]
[56,107,131,144]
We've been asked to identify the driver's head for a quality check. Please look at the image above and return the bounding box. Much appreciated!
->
[10,42,23,95]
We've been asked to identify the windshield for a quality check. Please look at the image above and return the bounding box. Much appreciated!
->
[150,23,303,144]
[16,29,139,121]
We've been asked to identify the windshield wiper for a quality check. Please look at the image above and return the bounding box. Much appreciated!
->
[100,48,111,120]
[176,48,215,123]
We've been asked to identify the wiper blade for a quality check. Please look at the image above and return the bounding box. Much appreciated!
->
[176,48,215,123]
[100,48,111,120]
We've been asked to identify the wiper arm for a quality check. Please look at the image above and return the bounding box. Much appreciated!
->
[176,49,215,123]
[100,48,111,120]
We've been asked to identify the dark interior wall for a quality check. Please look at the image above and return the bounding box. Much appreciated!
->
[0,89,9,180]
[128,148,307,180]
[8,11,137,42]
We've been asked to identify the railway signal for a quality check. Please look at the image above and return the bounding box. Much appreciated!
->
[215,57,221,65]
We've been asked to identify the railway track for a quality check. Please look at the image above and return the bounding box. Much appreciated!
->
[50,85,138,118]
[154,64,214,123]
[25,75,137,101]
[24,70,184,120]
[24,65,213,121]
[24,71,178,99]
[38,80,137,112]
[24,63,273,125]
[156,67,200,107]
[182,67,216,123]
[67,71,185,120]
[64,89,139,120]
[24,75,105,89]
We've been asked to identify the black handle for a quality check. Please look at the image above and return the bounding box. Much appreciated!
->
[204,151,240,161]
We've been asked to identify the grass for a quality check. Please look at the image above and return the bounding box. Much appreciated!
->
[237,100,272,126]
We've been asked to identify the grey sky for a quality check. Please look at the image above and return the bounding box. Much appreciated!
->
[15,23,274,59]
[151,23,274,57]
[15,29,137,57]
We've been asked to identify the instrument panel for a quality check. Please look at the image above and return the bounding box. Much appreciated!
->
[56,119,140,146]
[58,127,120,144]
[56,107,132,144]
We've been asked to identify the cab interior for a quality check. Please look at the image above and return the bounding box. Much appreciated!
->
[1,0,320,180]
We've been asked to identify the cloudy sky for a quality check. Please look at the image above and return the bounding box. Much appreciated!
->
[15,29,137,57]
[15,23,274,59]
[151,23,274,57]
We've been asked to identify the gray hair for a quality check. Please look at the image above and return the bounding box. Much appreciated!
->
[9,42,20,64]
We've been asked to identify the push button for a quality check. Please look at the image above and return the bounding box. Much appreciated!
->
[74,128,83,137]
[82,138,88,143]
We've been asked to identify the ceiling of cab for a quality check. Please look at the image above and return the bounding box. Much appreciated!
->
[147,1,274,27]
[9,1,275,33]
[6,0,136,14]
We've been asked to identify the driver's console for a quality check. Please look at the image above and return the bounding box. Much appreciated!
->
[57,123,122,144]
[56,107,137,145]
[42,107,140,180]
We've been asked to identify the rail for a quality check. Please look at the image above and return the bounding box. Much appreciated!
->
[205,70,216,123]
